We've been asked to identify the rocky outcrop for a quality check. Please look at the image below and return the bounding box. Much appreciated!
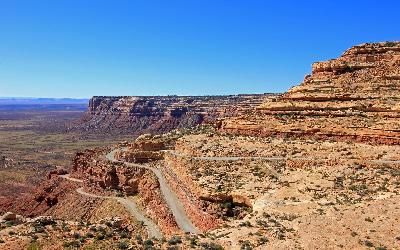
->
[115,134,167,163]
[72,94,271,135]
[71,148,180,235]
[221,41,400,144]
[72,148,122,190]
[116,150,164,164]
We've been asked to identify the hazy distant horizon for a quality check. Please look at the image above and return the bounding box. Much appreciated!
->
[0,91,276,99]
[0,97,89,100]
[0,97,89,105]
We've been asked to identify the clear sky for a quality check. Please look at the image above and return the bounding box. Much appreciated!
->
[0,0,399,98]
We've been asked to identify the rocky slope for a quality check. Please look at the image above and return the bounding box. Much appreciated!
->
[72,94,271,135]
[71,147,180,236]
[221,42,400,144]
[168,132,400,249]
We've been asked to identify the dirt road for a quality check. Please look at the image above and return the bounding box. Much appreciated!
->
[106,149,200,234]
[59,174,163,239]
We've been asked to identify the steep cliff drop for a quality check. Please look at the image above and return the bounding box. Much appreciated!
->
[221,42,400,144]
[71,94,272,135]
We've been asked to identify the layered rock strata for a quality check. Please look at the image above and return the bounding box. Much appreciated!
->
[221,42,400,144]
[72,94,271,135]
[163,153,250,226]
[71,148,180,235]
[115,136,223,231]
[115,135,167,163]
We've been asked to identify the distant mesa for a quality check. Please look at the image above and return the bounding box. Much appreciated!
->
[71,94,275,135]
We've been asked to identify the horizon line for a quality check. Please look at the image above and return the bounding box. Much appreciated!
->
[0,91,283,99]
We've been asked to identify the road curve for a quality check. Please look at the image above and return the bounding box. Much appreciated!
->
[370,159,400,164]
[106,149,200,234]
[166,150,400,164]
[59,174,162,239]
[166,150,308,161]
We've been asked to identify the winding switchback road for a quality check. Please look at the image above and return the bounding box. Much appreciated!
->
[166,150,313,161]
[106,149,200,234]
[59,174,163,239]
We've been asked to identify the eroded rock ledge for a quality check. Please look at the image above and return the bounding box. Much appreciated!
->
[71,94,272,135]
[221,41,400,144]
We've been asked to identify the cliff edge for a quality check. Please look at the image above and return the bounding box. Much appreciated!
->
[221,41,400,144]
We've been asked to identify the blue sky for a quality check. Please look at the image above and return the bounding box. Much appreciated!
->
[0,0,399,98]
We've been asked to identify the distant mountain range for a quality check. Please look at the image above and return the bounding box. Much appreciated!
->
[0,97,89,105]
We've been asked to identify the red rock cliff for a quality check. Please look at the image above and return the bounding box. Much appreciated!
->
[72,95,271,135]
[221,41,400,144]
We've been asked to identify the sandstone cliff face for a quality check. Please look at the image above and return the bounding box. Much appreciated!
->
[115,135,167,163]
[221,41,400,144]
[72,95,270,135]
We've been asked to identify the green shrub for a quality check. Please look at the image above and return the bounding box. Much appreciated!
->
[95,233,105,241]
[85,232,94,238]
[168,235,182,245]
[97,226,106,234]
[364,240,374,247]
[34,225,45,233]
[143,239,154,246]
[257,236,268,245]
[240,240,253,250]
[189,237,198,247]
[118,241,129,249]
[105,231,113,239]
[167,246,179,250]
[73,232,81,239]
[365,217,373,222]
[119,230,129,238]
[386,42,397,47]
[200,242,224,250]
[239,221,252,227]
[63,240,80,248]
[62,224,70,232]
[5,221,14,227]
[135,234,143,243]
[27,242,41,250]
